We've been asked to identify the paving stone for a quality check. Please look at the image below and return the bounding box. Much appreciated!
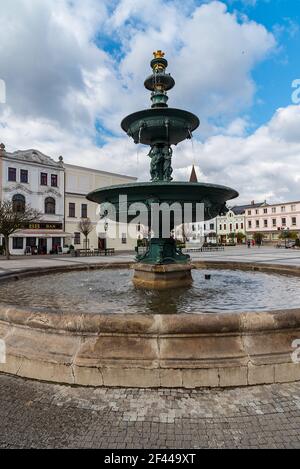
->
[0,374,299,448]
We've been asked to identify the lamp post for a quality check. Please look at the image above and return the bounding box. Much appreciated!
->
[282,227,290,248]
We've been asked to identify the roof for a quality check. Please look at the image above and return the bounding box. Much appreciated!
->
[230,202,266,215]
[3,148,63,169]
[189,165,198,183]
[64,163,137,181]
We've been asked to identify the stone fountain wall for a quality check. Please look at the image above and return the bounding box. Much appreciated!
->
[0,261,300,388]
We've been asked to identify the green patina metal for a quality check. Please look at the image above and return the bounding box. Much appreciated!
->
[87,51,239,265]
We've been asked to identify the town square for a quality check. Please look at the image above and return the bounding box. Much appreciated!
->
[0,0,300,452]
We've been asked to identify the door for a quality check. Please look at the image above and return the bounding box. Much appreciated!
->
[52,237,62,254]
[98,236,106,250]
[38,238,47,255]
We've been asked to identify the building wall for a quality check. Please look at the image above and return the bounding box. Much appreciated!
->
[0,150,65,255]
[187,219,217,244]
[64,164,137,251]
[216,211,246,243]
[245,201,300,242]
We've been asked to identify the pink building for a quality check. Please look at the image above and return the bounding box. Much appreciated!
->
[245,201,300,243]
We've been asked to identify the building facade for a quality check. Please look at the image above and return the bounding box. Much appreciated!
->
[216,209,246,244]
[245,201,300,242]
[187,220,217,244]
[64,164,138,251]
[0,145,66,255]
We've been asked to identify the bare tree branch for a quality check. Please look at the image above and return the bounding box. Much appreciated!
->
[0,200,42,259]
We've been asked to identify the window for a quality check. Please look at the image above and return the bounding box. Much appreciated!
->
[81,204,88,218]
[219,224,222,230]
[264,220,268,228]
[248,221,252,229]
[210,223,214,230]
[224,224,226,231]
[256,220,260,228]
[292,217,297,226]
[255,209,259,215]
[272,219,277,227]
[204,224,206,230]
[272,207,276,213]
[122,233,127,244]
[12,194,25,213]
[241,223,244,230]
[51,175,58,187]
[41,173,48,186]
[20,169,28,184]
[45,197,55,215]
[281,206,286,213]
[69,203,76,218]
[282,218,286,227]
[248,210,251,215]
[8,167,17,182]
[291,205,296,212]
[74,232,81,245]
[13,238,24,250]
[236,223,238,230]
[263,208,268,214]
[230,224,232,232]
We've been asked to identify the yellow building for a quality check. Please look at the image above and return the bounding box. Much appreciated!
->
[64,164,138,251]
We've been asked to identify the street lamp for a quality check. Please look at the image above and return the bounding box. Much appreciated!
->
[282,227,290,248]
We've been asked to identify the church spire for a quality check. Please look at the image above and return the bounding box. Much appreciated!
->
[189,165,198,183]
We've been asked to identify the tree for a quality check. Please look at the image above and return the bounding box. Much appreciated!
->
[0,200,42,260]
[279,230,298,241]
[78,218,93,254]
[236,232,246,244]
[227,232,235,243]
[253,232,264,245]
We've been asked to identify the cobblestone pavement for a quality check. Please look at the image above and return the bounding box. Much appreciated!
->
[0,374,299,449]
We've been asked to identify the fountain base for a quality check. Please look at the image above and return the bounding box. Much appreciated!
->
[133,262,193,289]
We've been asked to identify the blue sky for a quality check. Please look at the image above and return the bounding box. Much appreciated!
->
[0,0,299,203]
[223,0,300,128]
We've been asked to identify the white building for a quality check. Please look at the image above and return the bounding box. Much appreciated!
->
[64,164,138,251]
[0,144,66,255]
[187,219,217,244]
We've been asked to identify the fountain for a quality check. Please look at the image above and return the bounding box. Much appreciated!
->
[87,51,238,288]
[1,52,299,389]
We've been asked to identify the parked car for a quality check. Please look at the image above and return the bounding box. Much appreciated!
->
[57,246,70,255]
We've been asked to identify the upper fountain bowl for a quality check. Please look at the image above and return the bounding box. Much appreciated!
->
[121,107,200,145]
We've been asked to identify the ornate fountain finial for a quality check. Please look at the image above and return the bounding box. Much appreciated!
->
[153,50,165,59]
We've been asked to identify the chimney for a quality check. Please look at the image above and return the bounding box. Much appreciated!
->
[251,200,255,205]
[189,165,198,183]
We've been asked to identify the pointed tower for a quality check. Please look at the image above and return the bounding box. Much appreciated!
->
[189,165,198,183]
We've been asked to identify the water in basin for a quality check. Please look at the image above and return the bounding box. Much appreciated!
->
[0,268,299,314]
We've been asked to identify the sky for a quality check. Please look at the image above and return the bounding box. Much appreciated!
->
[0,0,299,204]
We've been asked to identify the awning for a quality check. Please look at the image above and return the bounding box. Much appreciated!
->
[11,230,71,238]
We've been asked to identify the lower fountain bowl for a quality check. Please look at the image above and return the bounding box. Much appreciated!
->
[133,263,193,289]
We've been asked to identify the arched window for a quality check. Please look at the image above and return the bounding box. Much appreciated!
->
[12,194,25,213]
[45,197,55,215]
